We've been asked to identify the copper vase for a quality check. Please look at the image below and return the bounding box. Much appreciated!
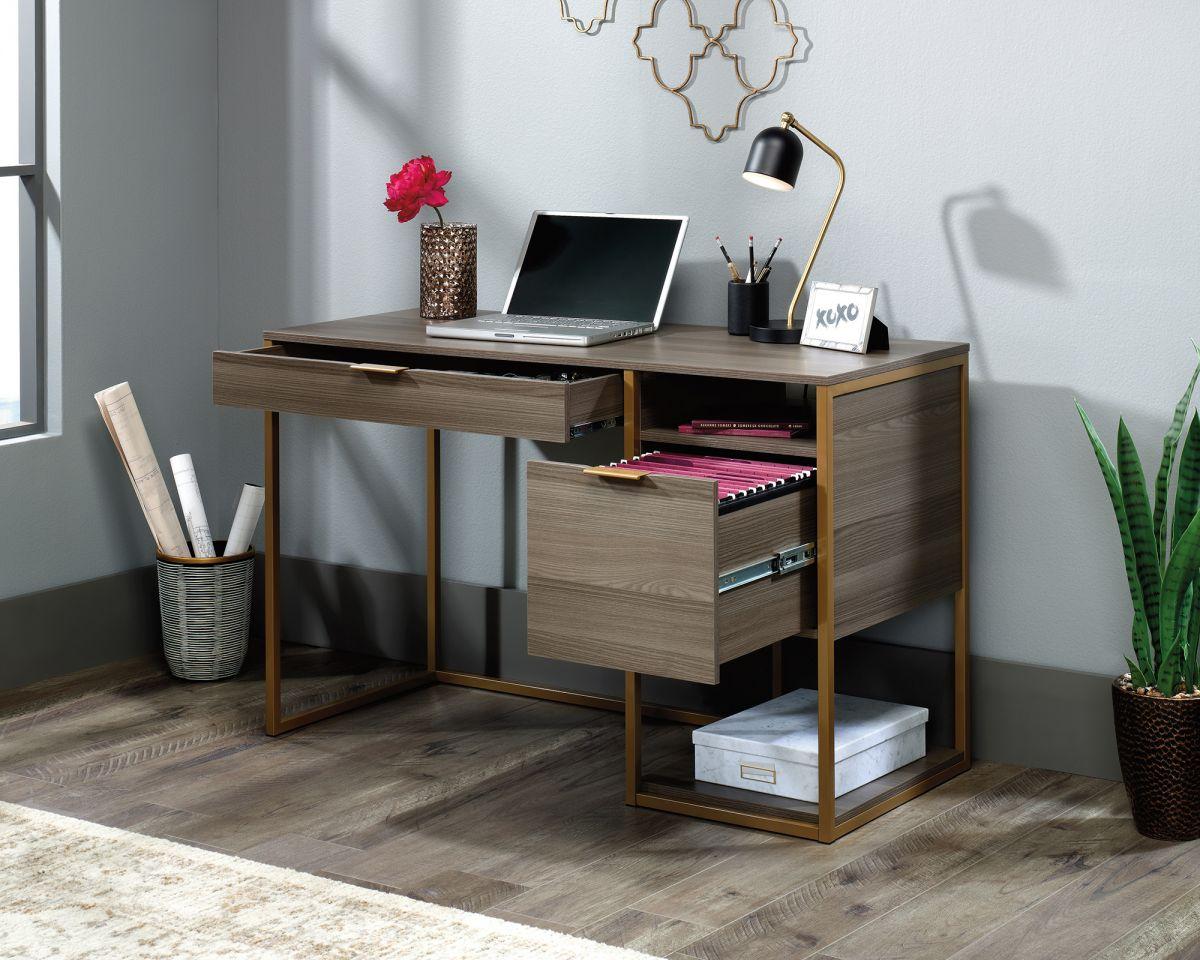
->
[1112,680,1200,841]
[420,222,477,321]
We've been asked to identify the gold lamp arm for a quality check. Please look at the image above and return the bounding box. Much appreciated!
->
[780,113,846,329]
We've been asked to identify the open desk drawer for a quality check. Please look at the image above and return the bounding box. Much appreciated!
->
[212,345,623,443]
[527,461,816,684]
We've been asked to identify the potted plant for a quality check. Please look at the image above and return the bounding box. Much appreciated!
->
[1077,350,1200,841]
[384,155,476,321]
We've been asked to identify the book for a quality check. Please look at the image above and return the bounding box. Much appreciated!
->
[678,425,804,439]
[689,418,812,432]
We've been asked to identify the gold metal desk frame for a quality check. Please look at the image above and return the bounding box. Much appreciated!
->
[238,313,970,844]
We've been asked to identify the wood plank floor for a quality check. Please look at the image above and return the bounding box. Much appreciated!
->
[2,655,1198,959]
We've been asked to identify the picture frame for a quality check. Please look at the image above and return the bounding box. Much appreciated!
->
[800,281,879,354]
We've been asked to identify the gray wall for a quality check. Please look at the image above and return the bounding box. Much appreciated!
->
[216,0,1200,682]
[0,1,219,678]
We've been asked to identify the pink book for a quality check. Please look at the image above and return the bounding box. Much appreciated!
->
[678,425,803,439]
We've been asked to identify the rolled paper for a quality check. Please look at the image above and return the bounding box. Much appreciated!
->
[224,484,265,556]
[169,454,216,558]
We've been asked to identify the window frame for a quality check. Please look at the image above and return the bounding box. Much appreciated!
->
[1,0,45,442]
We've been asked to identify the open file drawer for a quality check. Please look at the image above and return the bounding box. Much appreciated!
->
[212,344,623,443]
[526,460,816,683]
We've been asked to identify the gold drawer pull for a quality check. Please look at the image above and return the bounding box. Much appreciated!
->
[582,466,650,481]
[348,363,409,375]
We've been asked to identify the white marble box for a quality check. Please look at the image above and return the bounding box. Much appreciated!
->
[692,689,928,802]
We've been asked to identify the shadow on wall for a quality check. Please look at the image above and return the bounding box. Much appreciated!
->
[942,185,1070,379]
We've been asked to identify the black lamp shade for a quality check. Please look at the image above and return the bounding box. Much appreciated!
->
[742,125,803,191]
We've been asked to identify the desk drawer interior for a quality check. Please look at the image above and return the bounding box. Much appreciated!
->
[527,456,816,684]
[212,343,623,442]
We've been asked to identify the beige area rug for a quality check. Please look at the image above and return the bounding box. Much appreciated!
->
[0,801,653,960]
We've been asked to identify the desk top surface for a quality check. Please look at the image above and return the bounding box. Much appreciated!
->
[265,309,968,386]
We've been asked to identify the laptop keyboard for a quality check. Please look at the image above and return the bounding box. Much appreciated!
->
[477,315,628,330]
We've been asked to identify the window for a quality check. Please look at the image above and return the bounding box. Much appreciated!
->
[1,0,43,441]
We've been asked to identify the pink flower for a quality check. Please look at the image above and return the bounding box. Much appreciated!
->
[384,156,452,224]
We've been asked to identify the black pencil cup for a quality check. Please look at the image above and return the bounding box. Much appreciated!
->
[727,280,769,336]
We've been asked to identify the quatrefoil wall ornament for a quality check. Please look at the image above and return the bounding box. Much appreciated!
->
[632,0,810,143]
[558,0,615,35]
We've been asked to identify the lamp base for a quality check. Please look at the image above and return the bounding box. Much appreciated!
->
[749,318,804,344]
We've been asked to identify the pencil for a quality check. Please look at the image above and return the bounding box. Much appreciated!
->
[714,235,743,282]
[748,235,756,283]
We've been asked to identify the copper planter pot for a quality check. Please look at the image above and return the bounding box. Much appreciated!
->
[420,222,477,321]
[1112,679,1200,841]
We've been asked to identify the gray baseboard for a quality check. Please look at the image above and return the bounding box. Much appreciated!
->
[0,566,161,691]
[2,555,1122,780]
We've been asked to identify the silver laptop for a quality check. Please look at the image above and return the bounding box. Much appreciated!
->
[426,210,688,346]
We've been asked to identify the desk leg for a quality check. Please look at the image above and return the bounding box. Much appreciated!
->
[264,409,282,735]
[956,357,971,763]
[625,672,642,805]
[426,428,441,672]
[622,370,643,806]
[816,384,836,842]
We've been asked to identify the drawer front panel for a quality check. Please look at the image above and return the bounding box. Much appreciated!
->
[527,461,720,683]
[527,461,817,683]
[212,347,622,443]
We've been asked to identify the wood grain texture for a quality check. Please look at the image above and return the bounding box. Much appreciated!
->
[633,761,1023,930]
[716,486,816,662]
[213,345,622,443]
[499,817,770,930]
[579,909,713,958]
[5,661,1184,960]
[528,462,818,681]
[716,487,815,571]
[1091,883,1200,960]
[526,461,720,683]
[399,868,528,912]
[822,782,1141,960]
[831,366,963,638]
[262,310,968,387]
[679,769,1109,960]
[948,834,1200,960]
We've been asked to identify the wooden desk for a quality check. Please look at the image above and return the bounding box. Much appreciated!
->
[213,308,970,843]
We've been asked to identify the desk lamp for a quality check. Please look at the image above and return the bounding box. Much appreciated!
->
[742,112,845,344]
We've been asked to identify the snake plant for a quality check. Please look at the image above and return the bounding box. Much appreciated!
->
[1076,348,1200,694]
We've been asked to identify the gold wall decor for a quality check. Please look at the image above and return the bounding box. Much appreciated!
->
[632,0,811,143]
[558,0,615,34]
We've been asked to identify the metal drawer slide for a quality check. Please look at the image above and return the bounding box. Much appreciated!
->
[718,542,816,595]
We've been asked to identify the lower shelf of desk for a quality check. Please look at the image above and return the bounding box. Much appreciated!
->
[636,745,966,838]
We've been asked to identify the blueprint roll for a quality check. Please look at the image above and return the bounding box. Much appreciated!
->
[169,453,216,558]
[224,483,265,556]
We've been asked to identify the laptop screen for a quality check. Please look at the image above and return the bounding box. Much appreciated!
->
[504,213,686,326]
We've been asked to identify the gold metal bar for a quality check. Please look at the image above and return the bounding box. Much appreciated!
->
[581,466,650,481]
[832,755,969,839]
[827,354,966,399]
[625,671,642,805]
[634,791,820,841]
[956,356,971,762]
[781,113,846,330]
[621,370,645,807]
[816,384,836,842]
[264,397,282,736]
[426,428,441,673]
[623,370,641,458]
[434,671,718,726]
[269,671,438,735]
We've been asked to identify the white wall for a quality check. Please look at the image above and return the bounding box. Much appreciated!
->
[0,0,218,600]
[214,0,1200,678]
